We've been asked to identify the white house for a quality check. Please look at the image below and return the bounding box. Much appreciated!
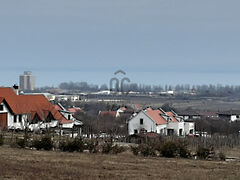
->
[54,103,83,129]
[0,87,72,131]
[128,107,195,136]
[55,95,80,102]
[218,110,240,122]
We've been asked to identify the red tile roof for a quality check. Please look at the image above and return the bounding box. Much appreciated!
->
[166,111,178,122]
[0,87,69,124]
[68,107,82,113]
[0,97,4,103]
[54,105,62,111]
[135,104,142,111]
[145,108,167,125]
[99,111,117,117]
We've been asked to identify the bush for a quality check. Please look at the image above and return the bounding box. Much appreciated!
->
[197,146,210,159]
[218,152,226,161]
[59,138,84,152]
[139,144,156,157]
[41,136,53,151]
[59,141,68,151]
[0,134,3,146]
[32,136,53,151]
[177,140,190,158]
[161,141,178,158]
[86,140,98,153]
[102,142,112,154]
[101,142,125,154]
[16,138,26,148]
[131,146,139,156]
[32,138,42,150]
[111,145,125,154]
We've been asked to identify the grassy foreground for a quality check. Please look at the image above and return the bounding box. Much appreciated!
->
[0,146,240,180]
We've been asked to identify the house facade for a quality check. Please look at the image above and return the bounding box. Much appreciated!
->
[128,107,195,136]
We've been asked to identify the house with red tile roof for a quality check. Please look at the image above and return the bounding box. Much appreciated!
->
[54,103,83,129]
[128,107,194,136]
[0,87,71,131]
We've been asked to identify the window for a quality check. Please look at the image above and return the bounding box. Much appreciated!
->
[237,115,239,119]
[14,115,17,123]
[19,115,22,123]
[179,129,183,136]
[140,118,143,125]
[0,105,3,111]
[134,129,138,134]
[68,114,71,120]
[167,129,174,136]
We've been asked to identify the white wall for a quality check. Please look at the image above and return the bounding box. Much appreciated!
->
[167,122,185,136]
[28,120,59,131]
[184,122,195,135]
[230,115,240,122]
[128,111,157,135]
[0,101,28,130]
[156,124,167,135]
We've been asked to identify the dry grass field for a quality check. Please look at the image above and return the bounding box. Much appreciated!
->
[0,146,240,180]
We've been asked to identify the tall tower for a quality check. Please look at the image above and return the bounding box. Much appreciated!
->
[19,71,35,91]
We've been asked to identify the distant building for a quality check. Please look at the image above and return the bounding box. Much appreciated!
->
[128,107,195,136]
[218,110,240,122]
[19,71,35,91]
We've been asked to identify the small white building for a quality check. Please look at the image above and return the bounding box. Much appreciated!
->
[218,110,240,122]
[54,103,83,129]
[128,107,194,136]
[55,95,80,102]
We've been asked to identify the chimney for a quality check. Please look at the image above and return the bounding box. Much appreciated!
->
[13,84,19,95]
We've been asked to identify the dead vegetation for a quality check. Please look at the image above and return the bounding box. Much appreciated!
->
[0,146,240,180]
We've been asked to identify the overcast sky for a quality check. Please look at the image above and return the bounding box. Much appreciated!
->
[0,0,240,87]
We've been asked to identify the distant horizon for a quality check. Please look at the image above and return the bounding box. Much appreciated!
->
[1,1,240,87]
[2,69,240,89]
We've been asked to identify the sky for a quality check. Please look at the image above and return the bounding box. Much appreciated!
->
[0,0,240,87]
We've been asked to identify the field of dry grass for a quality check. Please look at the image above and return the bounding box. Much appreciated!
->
[0,146,240,180]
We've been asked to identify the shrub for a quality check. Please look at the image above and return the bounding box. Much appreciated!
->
[59,141,68,152]
[131,146,139,156]
[16,138,26,148]
[111,145,126,154]
[102,142,112,154]
[86,140,98,153]
[139,144,156,157]
[32,138,42,150]
[177,140,190,158]
[161,141,178,158]
[32,136,53,151]
[0,134,3,146]
[40,136,53,151]
[218,152,226,161]
[197,146,210,159]
[59,138,84,152]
